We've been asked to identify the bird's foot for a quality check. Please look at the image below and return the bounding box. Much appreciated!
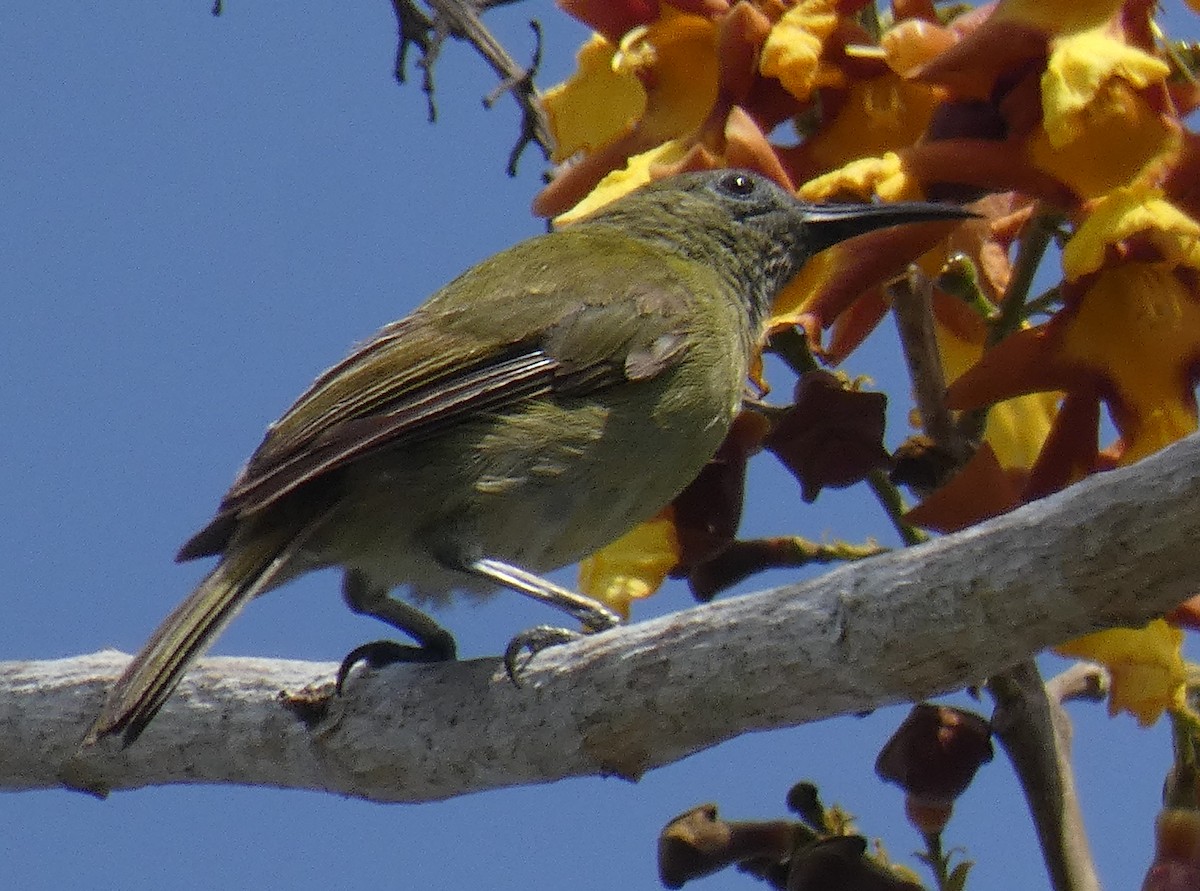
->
[336,637,457,694]
[503,625,584,686]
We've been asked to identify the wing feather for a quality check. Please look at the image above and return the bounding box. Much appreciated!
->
[179,230,703,560]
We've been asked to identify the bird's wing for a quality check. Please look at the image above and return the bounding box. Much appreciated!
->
[178,238,699,560]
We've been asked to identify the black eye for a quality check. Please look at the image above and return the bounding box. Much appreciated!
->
[716,171,757,198]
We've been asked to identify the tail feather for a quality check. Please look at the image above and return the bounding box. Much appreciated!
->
[85,526,298,747]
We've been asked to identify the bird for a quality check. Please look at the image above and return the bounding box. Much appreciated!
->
[84,169,969,746]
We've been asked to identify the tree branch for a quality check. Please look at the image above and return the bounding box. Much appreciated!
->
[8,432,1200,802]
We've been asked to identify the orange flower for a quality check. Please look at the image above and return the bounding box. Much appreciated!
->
[541,34,647,163]
[535,6,723,217]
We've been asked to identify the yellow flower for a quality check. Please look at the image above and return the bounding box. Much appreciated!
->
[614,8,720,145]
[1026,84,1176,200]
[554,140,692,225]
[1057,620,1188,727]
[539,8,719,167]
[1059,261,1200,463]
[1066,192,1200,459]
[541,34,646,163]
[936,323,1058,470]
[1040,28,1168,148]
[798,152,922,203]
[1026,28,1175,198]
[579,511,681,619]
[803,77,945,175]
[759,0,841,102]
[1063,185,1200,281]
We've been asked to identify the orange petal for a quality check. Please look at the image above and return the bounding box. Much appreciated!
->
[557,0,660,43]
[1165,595,1200,634]
[722,106,795,187]
[1022,391,1101,500]
[945,323,1074,410]
[715,1,774,105]
[904,444,1026,533]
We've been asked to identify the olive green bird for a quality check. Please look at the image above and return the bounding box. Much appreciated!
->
[85,170,968,746]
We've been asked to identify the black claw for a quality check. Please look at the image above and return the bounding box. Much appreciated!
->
[336,637,457,694]
[503,625,583,686]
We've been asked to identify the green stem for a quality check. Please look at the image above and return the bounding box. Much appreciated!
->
[1022,285,1063,319]
[987,208,1057,348]
[923,832,952,891]
[767,326,820,375]
[867,469,927,546]
[959,209,1059,442]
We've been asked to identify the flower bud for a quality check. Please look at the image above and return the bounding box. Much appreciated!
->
[658,804,795,889]
[875,703,994,834]
[1142,809,1200,891]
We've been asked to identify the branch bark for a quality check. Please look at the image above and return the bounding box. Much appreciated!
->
[7,432,1200,803]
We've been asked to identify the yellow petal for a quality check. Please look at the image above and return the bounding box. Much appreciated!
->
[1060,262,1200,463]
[541,34,647,163]
[1056,620,1187,727]
[553,140,692,225]
[759,0,841,102]
[579,511,681,620]
[804,77,945,174]
[1062,185,1200,280]
[615,8,720,145]
[1025,80,1177,200]
[1041,28,1169,149]
[798,152,923,203]
[982,396,1059,470]
[936,320,1058,470]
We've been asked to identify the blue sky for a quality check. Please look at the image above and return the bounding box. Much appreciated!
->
[3,3,1195,889]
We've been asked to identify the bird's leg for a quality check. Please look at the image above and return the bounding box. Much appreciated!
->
[466,557,623,683]
[468,557,622,631]
[337,569,457,692]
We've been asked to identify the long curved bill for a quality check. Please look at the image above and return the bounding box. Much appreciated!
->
[800,200,977,255]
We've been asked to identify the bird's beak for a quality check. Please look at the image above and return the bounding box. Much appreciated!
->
[801,200,976,255]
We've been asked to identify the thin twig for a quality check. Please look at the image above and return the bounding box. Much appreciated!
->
[889,268,974,466]
[987,207,1058,348]
[866,469,927,546]
[423,0,552,170]
[387,0,551,173]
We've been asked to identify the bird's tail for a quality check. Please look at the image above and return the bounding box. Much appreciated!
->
[84,524,299,747]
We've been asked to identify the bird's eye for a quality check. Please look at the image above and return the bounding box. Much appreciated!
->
[716,171,757,199]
